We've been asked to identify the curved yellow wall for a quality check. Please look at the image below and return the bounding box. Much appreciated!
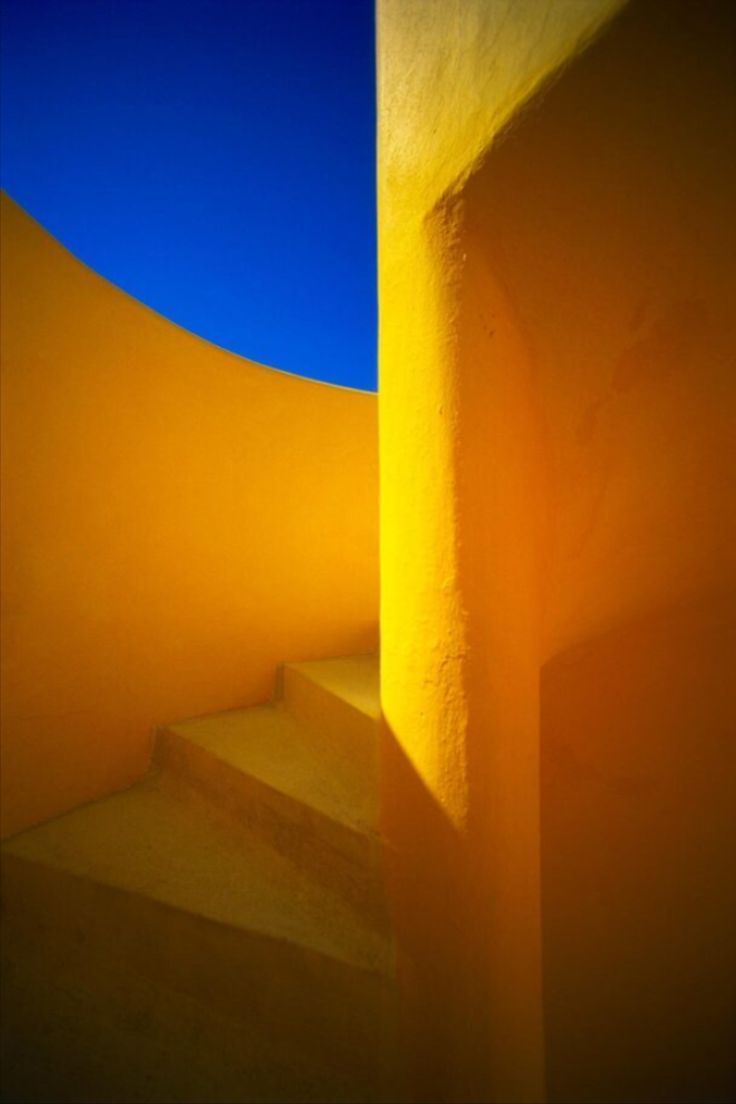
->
[1,193,378,840]
[377,1,734,1101]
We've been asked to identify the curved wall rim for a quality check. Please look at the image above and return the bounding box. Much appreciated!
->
[0,192,379,839]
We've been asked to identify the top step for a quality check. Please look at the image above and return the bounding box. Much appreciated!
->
[278,655,380,786]
[281,655,380,721]
[161,655,381,842]
[155,655,383,925]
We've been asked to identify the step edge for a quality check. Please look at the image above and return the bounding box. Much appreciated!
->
[278,656,381,722]
[1,848,396,982]
[156,719,382,842]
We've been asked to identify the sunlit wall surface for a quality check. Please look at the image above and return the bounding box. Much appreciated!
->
[0,0,376,390]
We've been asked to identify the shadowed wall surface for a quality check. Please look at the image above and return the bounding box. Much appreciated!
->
[1,194,378,840]
[464,2,735,1098]
[541,596,735,1103]
[377,2,624,1100]
[377,0,735,1100]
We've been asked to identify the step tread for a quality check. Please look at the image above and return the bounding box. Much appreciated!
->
[284,654,380,719]
[165,703,376,834]
[2,776,391,977]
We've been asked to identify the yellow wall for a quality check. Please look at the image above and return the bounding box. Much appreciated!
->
[377,1,735,1101]
[377,2,623,1100]
[1,193,378,840]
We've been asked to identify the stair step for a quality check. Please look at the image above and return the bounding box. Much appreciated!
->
[2,775,399,1101]
[2,773,389,976]
[279,656,380,813]
[161,700,375,836]
[2,948,389,1104]
[157,703,386,926]
[1,652,401,1103]
[281,654,380,722]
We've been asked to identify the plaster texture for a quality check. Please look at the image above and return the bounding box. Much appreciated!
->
[377,1,736,1101]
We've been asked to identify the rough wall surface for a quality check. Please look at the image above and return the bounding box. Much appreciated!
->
[377,2,623,1101]
[1,194,378,839]
[377,0,735,1101]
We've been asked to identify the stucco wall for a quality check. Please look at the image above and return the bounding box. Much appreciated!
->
[1,194,379,840]
[377,0,735,1101]
[541,597,735,1104]
[466,2,735,1098]
[466,0,735,664]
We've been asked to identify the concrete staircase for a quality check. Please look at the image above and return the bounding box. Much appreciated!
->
[1,655,400,1104]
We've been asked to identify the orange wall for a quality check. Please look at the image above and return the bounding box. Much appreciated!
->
[466,0,735,664]
[377,0,735,1100]
[541,596,735,1104]
[459,1,736,1100]
[1,194,379,840]
[376,2,622,1100]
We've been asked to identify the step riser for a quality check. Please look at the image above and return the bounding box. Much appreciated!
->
[2,955,399,1104]
[279,667,379,815]
[3,962,378,1104]
[2,854,401,1102]
[155,729,390,935]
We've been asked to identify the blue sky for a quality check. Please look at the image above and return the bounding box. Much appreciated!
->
[0,0,377,390]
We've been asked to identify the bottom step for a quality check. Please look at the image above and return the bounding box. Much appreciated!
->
[2,934,397,1104]
[1,776,400,1104]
